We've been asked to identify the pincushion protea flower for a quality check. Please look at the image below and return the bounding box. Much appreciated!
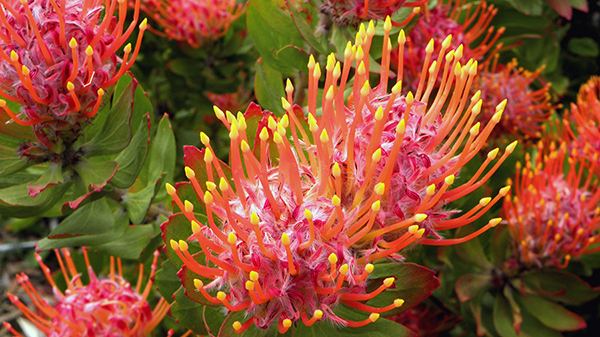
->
[503,141,600,269]
[163,16,513,334]
[320,0,426,26]
[138,0,244,48]
[475,58,555,145]
[393,0,504,92]
[3,248,169,337]
[561,76,600,172]
[0,0,146,153]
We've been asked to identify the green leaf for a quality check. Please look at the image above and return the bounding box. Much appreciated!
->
[37,199,129,250]
[68,157,118,209]
[83,80,134,157]
[0,180,71,218]
[254,59,285,115]
[516,293,586,331]
[520,269,600,305]
[455,273,493,302]
[155,261,183,304]
[91,224,156,259]
[171,286,209,335]
[286,1,329,55]
[366,262,439,315]
[503,0,544,15]
[0,145,30,178]
[247,0,308,75]
[147,114,176,201]
[493,293,519,337]
[161,213,195,270]
[123,176,162,225]
[454,225,494,270]
[567,37,599,57]
[26,162,63,197]
[110,113,151,189]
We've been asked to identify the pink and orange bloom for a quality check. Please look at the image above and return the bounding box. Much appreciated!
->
[503,141,600,269]
[0,0,146,152]
[139,0,244,48]
[320,0,426,26]
[475,59,555,145]
[395,0,504,92]
[163,17,514,333]
[4,248,169,337]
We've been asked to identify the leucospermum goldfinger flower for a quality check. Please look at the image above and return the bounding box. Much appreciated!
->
[164,17,513,333]
[3,248,169,337]
[320,0,425,26]
[393,0,504,92]
[475,58,555,145]
[503,141,600,269]
[0,0,146,152]
[138,0,244,48]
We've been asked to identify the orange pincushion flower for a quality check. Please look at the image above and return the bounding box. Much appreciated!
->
[4,248,169,337]
[138,0,244,48]
[393,0,504,92]
[503,142,600,269]
[163,16,514,334]
[0,0,146,151]
[475,58,555,145]
[561,76,600,172]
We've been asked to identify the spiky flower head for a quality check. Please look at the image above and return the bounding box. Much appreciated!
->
[138,0,244,48]
[4,248,168,337]
[320,0,425,26]
[0,0,146,153]
[561,76,600,172]
[503,141,600,270]
[394,0,504,92]
[164,16,512,333]
[475,58,555,146]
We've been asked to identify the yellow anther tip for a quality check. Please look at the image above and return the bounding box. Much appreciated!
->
[369,313,380,322]
[328,253,338,264]
[178,240,188,251]
[283,319,292,328]
[339,264,349,275]
[444,175,455,185]
[304,209,313,220]
[69,38,77,48]
[394,299,405,307]
[233,322,242,331]
[489,218,502,227]
[250,271,259,281]
[165,183,176,195]
[228,233,237,245]
[245,280,254,290]
[217,292,226,301]
[66,81,75,91]
[480,197,491,206]
[193,278,203,289]
[169,239,178,251]
[374,183,385,196]
[281,233,291,246]
[415,214,428,222]
[383,277,394,287]
[314,310,323,319]
[251,212,260,226]
[371,200,381,212]
[191,221,201,234]
[365,264,374,273]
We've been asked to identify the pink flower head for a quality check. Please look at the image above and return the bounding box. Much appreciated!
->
[139,0,244,48]
[0,0,147,151]
[320,0,426,26]
[164,17,513,334]
[561,76,600,172]
[393,0,504,92]
[503,142,600,269]
[4,248,169,337]
[475,59,555,145]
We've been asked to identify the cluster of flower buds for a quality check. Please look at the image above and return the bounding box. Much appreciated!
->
[138,0,244,48]
[503,141,600,269]
[0,0,146,152]
[394,0,504,92]
[4,248,168,337]
[164,16,513,333]
[320,0,426,26]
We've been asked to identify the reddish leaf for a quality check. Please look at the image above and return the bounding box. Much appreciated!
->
[456,273,493,302]
[520,269,600,305]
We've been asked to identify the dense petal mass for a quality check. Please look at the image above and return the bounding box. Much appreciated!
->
[0,0,146,152]
[164,16,513,333]
[139,0,244,48]
[4,249,168,337]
